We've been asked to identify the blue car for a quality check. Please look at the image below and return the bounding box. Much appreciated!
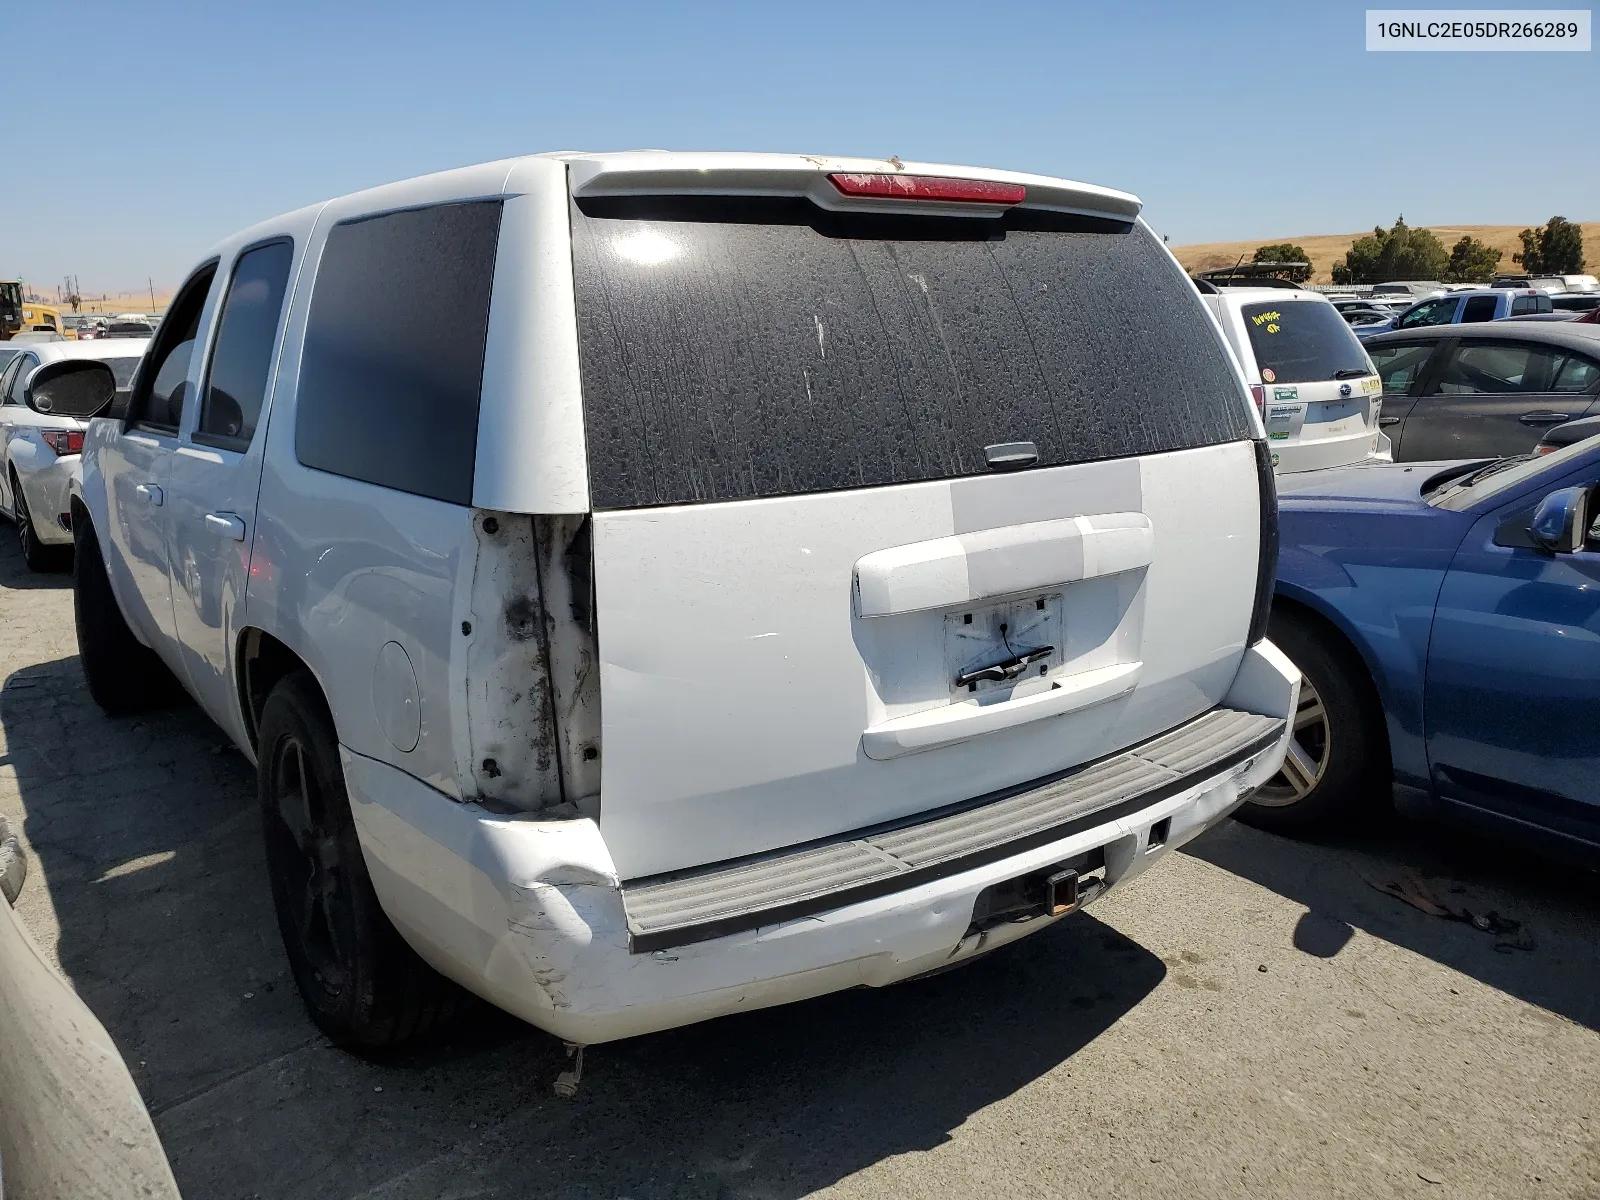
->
[1238,437,1600,863]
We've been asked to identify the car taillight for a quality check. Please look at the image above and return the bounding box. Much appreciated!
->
[1249,384,1266,415]
[1247,439,1279,647]
[1536,443,1557,455]
[827,172,1027,205]
[41,430,85,456]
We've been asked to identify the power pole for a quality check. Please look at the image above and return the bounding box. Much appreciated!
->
[148,278,157,312]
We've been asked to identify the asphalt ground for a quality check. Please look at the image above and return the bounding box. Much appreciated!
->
[1,533,1596,1199]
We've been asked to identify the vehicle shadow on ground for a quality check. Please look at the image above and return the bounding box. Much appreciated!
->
[0,554,1168,1198]
[1184,807,1600,1033]
[0,537,73,589]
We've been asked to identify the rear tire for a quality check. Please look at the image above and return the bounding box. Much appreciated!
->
[1237,608,1387,835]
[73,515,184,714]
[258,671,463,1051]
[12,470,66,572]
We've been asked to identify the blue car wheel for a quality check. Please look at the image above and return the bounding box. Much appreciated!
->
[1240,608,1387,833]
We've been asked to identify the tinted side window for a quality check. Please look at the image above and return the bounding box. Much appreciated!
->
[1460,295,1498,322]
[295,201,502,504]
[1551,352,1600,393]
[128,266,216,432]
[1433,342,1564,394]
[1368,341,1434,395]
[1398,298,1458,329]
[199,240,294,449]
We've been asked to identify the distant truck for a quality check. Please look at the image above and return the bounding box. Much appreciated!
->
[1,282,68,340]
[1353,287,1554,339]
[0,281,21,339]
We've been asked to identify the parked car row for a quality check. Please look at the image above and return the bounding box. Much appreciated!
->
[6,151,1596,1067]
[1364,322,1600,462]
[1353,287,1555,339]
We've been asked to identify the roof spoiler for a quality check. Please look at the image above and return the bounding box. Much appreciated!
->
[566,155,1142,223]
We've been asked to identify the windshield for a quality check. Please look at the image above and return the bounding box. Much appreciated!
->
[1241,300,1374,384]
[572,197,1253,509]
[1429,436,1600,510]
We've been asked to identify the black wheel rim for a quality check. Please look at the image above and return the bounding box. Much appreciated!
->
[269,735,354,994]
[14,483,31,560]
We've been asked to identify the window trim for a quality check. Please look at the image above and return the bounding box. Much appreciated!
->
[2,355,36,406]
[125,259,219,437]
[193,236,295,455]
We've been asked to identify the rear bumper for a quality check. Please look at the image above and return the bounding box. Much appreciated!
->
[345,641,1298,1045]
[1272,428,1389,474]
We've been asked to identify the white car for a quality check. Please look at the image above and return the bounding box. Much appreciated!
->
[0,338,148,569]
[51,152,1297,1057]
[1201,287,1389,472]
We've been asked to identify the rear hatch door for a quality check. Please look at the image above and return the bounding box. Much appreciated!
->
[572,178,1262,879]
[1239,298,1383,467]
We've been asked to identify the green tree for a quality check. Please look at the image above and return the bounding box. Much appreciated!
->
[1514,216,1586,275]
[1251,243,1311,283]
[1331,217,1449,284]
[1443,236,1503,284]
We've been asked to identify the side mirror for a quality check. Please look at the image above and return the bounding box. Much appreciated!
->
[24,359,117,419]
[1529,486,1589,554]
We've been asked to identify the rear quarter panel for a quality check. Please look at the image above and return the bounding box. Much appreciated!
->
[1275,501,1471,788]
[243,164,518,797]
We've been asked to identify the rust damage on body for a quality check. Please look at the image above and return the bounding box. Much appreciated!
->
[533,514,602,818]
[459,511,600,818]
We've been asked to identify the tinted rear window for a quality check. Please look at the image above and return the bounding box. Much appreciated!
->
[571,196,1251,510]
[1241,301,1372,385]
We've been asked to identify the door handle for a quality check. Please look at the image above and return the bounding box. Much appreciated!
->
[1519,411,1572,426]
[1378,416,1401,427]
[204,512,246,542]
[134,483,163,506]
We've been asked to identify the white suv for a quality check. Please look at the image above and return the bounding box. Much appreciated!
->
[1201,287,1388,472]
[44,152,1296,1053]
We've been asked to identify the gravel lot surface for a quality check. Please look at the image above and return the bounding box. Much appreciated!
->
[1,536,1596,1199]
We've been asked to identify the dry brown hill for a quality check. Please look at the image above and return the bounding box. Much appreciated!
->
[1172,223,1599,285]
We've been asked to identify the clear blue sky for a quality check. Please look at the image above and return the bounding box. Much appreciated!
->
[9,0,1596,294]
